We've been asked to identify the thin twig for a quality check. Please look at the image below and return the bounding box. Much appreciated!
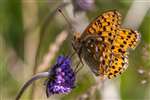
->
[37,30,68,72]
[16,72,49,100]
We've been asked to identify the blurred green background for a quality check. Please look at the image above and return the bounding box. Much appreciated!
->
[0,0,150,100]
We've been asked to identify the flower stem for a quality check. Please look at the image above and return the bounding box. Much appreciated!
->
[31,2,69,99]
[15,72,49,100]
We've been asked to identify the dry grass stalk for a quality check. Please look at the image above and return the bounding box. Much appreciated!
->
[37,30,68,72]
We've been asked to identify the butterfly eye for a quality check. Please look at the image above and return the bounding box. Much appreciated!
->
[74,32,81,39]
[73,35,76,41]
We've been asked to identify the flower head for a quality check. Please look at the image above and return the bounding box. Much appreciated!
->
[46,55,75,97]
[72,0,95,13]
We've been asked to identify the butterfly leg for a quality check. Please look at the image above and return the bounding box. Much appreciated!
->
[74,61,84,74]
[74,61,81,73]
[71,41,84,66]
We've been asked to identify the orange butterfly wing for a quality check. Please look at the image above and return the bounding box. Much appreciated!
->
[111,28,141,55]
[81,10,121,45]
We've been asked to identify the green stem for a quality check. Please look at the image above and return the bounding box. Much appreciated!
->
[16,72,49,100]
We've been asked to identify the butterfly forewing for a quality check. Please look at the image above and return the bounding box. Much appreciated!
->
[81,10,121,39]
[110,28,141,55]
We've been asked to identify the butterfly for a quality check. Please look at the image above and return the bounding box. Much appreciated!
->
[72,10,140,79]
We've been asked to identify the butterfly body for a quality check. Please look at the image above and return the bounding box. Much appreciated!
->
[72,10,140,79]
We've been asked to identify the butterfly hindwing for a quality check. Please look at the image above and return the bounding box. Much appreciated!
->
[104,53,128,79]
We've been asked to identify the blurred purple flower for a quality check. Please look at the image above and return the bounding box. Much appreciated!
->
[46,55,75,97]
[72,0,95,13]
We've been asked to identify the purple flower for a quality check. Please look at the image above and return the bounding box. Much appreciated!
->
[45,56,76,97]
[72,0,95,13]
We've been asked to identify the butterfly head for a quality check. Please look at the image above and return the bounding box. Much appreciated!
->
[72,32,82,54]
[72,32,84,63]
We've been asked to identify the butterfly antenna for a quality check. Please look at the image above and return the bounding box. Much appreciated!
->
[57,8,73,28]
